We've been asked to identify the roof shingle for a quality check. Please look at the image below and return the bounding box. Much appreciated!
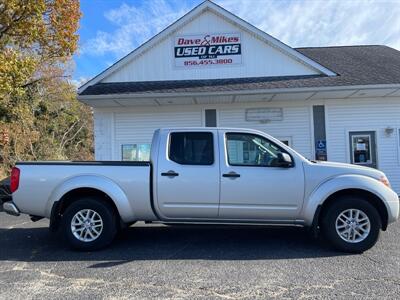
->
[79,45,400,96]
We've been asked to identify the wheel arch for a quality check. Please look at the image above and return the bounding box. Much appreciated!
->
[47,175,134,231]
[61,187,120,214]
[315,188,388,231]
[305,175,391,231]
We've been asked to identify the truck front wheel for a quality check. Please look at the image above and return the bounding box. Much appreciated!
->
[321,197,381,253]
[61,197,117,251]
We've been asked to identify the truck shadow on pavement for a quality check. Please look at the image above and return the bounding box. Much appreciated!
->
[0,222,348,267]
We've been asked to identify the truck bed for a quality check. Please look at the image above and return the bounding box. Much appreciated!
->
[16,161,150,166]
[12,161,154,222]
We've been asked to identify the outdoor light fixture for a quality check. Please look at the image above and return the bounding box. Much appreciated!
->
[384,126,394,137]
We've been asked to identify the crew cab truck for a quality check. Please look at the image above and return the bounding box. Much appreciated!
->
[3,128,399,252]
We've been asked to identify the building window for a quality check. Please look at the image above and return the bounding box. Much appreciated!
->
[280,140,290,146]
[169,132,214,165]
[276,137,292,147]
[204,109,217,127]
[122,144,151,161]
[349,131,377,168]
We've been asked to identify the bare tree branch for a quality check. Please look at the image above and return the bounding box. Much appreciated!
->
[59,121,77,150]
[61,123,84,150]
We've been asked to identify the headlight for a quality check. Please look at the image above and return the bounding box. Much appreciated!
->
[379,175,391,188]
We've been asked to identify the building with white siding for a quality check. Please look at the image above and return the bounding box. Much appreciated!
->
[78,1,400,193]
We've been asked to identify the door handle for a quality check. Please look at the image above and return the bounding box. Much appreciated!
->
[223,172,240,178]
[161,170,179,177]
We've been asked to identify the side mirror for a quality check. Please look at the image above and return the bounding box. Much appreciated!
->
[277,152,293,168]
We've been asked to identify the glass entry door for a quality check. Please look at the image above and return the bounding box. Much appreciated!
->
[349,131,377,168]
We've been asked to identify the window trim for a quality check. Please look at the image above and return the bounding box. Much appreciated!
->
[345,129,378,168]
[224,132,294,168]
[168,131,215,166]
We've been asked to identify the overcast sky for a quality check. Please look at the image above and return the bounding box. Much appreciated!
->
[73,0,400,86]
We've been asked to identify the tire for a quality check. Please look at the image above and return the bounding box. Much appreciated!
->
[61,197,118,251]
[321,196,381,253]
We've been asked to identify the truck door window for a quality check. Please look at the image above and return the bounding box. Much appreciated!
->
[226,133,288,167]
[169,132,214,165]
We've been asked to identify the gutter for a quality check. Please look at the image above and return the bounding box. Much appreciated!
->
[77,84,400,101]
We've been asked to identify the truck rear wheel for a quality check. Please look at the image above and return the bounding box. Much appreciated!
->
[61,197,117,251]
[321,197,381,253]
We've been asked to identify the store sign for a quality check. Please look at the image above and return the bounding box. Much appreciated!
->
[245,108,283,123]
[174,33,242,67]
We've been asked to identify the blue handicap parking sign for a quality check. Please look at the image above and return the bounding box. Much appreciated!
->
[316,140,326,150]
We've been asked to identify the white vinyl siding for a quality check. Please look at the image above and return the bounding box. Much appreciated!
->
[113,109,202,160]
[94,97,400,194]
[325,97,400,193]
[95,102,313,161]
[218,105,313,159]
[102,11,318,83]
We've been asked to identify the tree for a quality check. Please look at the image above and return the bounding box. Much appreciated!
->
[0,0,93,177]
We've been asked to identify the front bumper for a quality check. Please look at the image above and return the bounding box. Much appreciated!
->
[385,189,400,224]
[2,201,20,216]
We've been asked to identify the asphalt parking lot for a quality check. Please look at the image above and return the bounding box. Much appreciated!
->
[0,213,399,299]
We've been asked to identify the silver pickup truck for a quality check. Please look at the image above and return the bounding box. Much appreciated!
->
[3,128,399,252]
